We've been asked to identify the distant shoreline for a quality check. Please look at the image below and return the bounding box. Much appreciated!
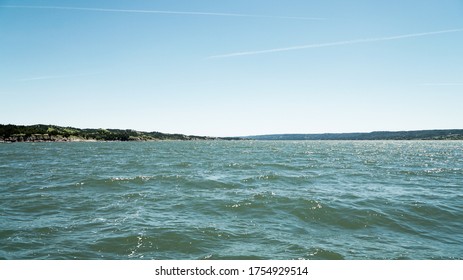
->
[1,124,463,142]
[245,129,463,141]
[0,124,241,143]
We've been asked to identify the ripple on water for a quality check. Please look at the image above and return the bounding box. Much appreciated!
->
[1,141,462,259]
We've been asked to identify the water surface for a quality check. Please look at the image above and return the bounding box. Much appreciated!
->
[1,141,462,259]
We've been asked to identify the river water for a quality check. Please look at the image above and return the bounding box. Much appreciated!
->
[1,141,462,259]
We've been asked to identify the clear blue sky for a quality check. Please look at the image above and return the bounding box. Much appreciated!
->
[1,0,462,137]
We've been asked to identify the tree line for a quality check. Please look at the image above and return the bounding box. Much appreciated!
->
[0,124,216,142]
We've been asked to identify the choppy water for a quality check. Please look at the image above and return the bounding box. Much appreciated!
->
[0,141,462,260]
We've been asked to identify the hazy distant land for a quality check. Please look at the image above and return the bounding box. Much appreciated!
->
[245,130,463,140]
[1,124,463,142]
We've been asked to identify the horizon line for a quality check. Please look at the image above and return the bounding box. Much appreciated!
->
[243,128,463,136]
[2,123,462,137]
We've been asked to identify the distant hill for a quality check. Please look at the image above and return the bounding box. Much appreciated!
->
[245,130,463,140]
[2,125,462,142]
[0,124,232,142]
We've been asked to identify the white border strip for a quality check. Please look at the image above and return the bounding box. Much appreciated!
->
[1,260,462,280]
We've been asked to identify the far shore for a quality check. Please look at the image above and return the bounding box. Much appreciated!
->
[1,124,463,142]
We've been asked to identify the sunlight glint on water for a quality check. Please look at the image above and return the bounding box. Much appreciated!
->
[0,141,462,259]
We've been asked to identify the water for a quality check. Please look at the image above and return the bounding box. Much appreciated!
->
[0,141,462,260]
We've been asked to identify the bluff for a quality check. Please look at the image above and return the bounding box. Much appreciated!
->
[0,124,219,142]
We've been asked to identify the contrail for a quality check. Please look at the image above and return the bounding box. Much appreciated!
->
[16,72,103,82]
[0,5,326,20]
[421,83,463,86]
[17,75,74,82]
[209,28,463,58]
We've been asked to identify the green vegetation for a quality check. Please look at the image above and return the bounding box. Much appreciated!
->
[0,124,222,142]
[246,130,463,140]
[2,124,462,142]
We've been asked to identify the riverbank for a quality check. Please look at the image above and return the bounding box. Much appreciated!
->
[0,124,223,142]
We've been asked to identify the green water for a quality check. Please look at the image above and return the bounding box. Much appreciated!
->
[0,141,462,259]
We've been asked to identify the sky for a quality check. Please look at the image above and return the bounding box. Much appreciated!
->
[1,0,462,137]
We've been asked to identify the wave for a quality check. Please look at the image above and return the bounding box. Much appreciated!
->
[2,141,462,259]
